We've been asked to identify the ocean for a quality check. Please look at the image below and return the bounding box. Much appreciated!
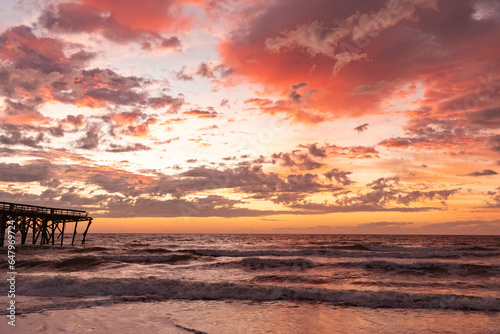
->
[1,233,499,333]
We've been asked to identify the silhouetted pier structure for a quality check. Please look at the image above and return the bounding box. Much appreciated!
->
[0,201,92,247]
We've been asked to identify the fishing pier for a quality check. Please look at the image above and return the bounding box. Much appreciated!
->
[0,201,93,247]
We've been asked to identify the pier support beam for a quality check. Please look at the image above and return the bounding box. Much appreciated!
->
[0,214,7,248]
[60,221,66,247]
[71,221,78,246]
[82,220,92,244]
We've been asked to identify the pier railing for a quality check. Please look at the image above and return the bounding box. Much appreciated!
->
[0,202,88,217]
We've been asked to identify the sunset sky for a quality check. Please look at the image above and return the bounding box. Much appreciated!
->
[0,0,499,234]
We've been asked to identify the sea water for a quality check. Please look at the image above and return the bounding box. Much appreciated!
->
[1,234,499,333]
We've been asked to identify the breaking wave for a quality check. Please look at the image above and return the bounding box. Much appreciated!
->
[181,247,500,259]
[334,260,500,277]
[241,257,318,270]
[8,276,499,312]
[103,254,196,264]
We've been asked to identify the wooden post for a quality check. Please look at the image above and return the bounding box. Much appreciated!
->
[0,214,7,248]
[20,216,28,245]
[72,221,78,245]
[32,217,38,244]
[60,221,66,246]
[81,220,92,244]
[40,218,48,245]
[50,220,56,245]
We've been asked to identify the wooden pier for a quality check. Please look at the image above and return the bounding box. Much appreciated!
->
[0,201,93,247]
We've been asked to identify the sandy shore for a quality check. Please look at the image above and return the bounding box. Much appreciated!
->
[2,300,499,334]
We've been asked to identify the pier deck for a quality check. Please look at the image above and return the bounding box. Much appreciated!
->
[0,201,93,247]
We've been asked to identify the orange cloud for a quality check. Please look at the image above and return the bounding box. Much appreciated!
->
[183,109,219,118]
[81,0,191,32]
[219,0,500,122]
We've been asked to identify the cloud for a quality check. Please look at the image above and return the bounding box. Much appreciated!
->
[489,135,500,152]
[0,160,55,182]
[295,142,379,159]
[220,0,500,121]
[0,125,46,148]
[264,1,437,59]
[0,25,95,74]
[0,158,462,218]
[466,169,498,177]
[301,143,327,157]
[194,62,233,80]
[332,176,459,209]
[39,3,182,50]
[270,151,324,170]
[0,24,183,120]
[377,114,480,149]
[174,66,194,81]
[183,109,219,118]
[274,219,500,235]
[75,123,102,150]
[245,98,325,124]
[196,62,216,79]
[102,196,290,218]
[324,168,354,186]
[466,108,500,128]
[485,188,500,208]
[354,123,369,133]
[104,110,158,138]
[79,0,192,33]
[105,143,152,153]
[358,221,413,227]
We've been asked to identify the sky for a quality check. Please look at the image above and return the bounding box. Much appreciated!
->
[0,0,499,234]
